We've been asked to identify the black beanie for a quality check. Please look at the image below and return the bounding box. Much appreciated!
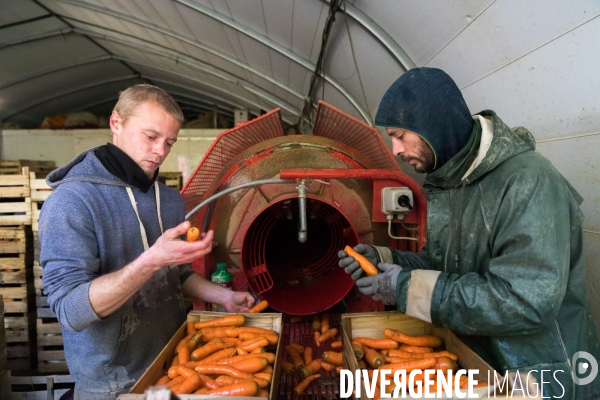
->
[375,68,474,170]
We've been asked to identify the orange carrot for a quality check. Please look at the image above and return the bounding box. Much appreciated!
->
[168,365,197,379]
[215,375,270,389]
[312,315,321,332]
[383,328,442,348]
[248,300,269,313]
[217,352,276,366]
[237,347,248,355]
[387,348,458,361]
[314,331,321,347]
[299,359,322,379]
[187,227,200,242]
[331,340,343,349]
[385,357,437,374]
[351,342,364,360]
[187,322,197,335]
[288,342,304,354]
[321,314,330,333]
[228,357,269,374]
[236,336,269,353]
[318,328,338,343]
[286,346,304,368]
[197,327,231,341]
[225,327,277,337]
[282,361,295,374]
[205,380,259,396]
[357,360,367,369]
[175,334,193,352]
[293,374,321,395]
[258,389,269,397]
[435,356,456,374]
[194,315,245,329]
[191,347,237,366]
[353,337,399,350]
[364,347,384,368]
[254,372,273,385]
[335,365,344,374]
[178,343,191,364]
[238,332,279,345]
[344,245,378,276]
[194,365,254,379]
[260,365,273,374]
[191,341,235,361]
[321,351,343,366]
[303,347,313,364]
[155,375,170,385]
[170,355,180,367]
[197,374,219,389]
[167,376,184,388]
[399,344,433,353]
[173,373,202,394]
[320,361,335,372]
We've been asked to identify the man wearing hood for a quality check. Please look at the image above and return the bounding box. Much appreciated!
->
[39,84,254,400]
[339,68,600,398]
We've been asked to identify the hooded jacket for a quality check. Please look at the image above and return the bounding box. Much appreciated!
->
[39,149,191,400]
[375,111,600,398]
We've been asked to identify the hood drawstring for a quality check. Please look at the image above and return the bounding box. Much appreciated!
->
[454,180,468,270]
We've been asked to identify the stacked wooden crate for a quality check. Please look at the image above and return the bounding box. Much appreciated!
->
[30,172,69,373]
[0,160,55,177]
[158,171,183,191]
[0,167,36,371]
[0,295,11,399]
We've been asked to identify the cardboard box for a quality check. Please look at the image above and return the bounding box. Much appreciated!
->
[119,311,282,400]
[341,311,538,399]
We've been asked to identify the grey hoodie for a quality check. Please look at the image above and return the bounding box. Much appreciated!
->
[40,148,191,400]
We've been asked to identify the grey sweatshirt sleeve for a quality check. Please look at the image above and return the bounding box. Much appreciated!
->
[39,188,101,332]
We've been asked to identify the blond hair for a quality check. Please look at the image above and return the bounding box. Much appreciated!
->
[114,84,183,125]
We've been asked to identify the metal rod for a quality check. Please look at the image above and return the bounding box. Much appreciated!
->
[297,180,308,243]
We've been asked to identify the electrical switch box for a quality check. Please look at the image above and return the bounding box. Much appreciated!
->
[381,187,413,215]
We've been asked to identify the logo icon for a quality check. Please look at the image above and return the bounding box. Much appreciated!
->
[572,351,598,385]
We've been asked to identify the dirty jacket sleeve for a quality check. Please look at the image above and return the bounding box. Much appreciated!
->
[392,166,576,336]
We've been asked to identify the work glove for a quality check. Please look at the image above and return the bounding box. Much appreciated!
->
[338,244,378,280]
[355,263,402,305]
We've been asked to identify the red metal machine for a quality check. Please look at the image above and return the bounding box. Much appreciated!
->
[181,101,426,316]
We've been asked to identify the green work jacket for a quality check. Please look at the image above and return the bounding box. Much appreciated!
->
[379,110,600,399]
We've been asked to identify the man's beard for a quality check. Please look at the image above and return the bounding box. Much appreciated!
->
[401,141,435,173]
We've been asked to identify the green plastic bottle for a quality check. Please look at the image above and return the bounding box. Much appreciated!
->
[211,262,232,312]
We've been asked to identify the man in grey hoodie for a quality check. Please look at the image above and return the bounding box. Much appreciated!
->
[39,84,255,399]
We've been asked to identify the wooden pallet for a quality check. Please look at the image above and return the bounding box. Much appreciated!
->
[0,298,6,372]
[8,372,74,399]
[0,227,30,255]
[0,167,30,198]
[36,314,68,373]
[30,172,52,233]
[0,160,55,176]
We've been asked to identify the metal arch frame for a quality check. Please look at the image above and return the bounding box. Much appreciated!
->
[322,0,416,70]
[55,0,371,123]
[0,27,302,123]
[3,74,140,120]
[0,54,112,90]
[0,27,73,48]
[175,0,372,122]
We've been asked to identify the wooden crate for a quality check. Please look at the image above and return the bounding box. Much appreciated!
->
[0,160,55,176]
[0,227,30,255]
[30,172,52,233]
[0,167,30,198]
[121,311,283,400]
[0,198,31,226]
[0,297,6,372]
[9,373,74,399]
[36,296,68,373]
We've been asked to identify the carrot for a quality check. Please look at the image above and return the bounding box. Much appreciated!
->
[217,352,276,366]
[237,347,248,355]
[168,365,197,379]
[254,372,273,385]
[258,389,269,397]
[351,342,364,360]
[290,316,302,323]
[282,361,296,374]
[187,322,197,335]
[251,347,265,354]
[194,388,209,394]
[225,327,277,337]
[399,344,433,353]
[248,300,269,313]
[344,245,378,276]
[383,328,442,348]
[312,315,321,332]
[387,348,458,361]
[191,341,235,361]
[155,375,170,385]
[236,336,269,353]
[357,360,367,369]
[167,376,184,388]
[299,359,322,379]
[385,357,437,374]
[321,351,343,366]
[175,334,193,352]
[173,373,202,394]
[335,365,344,374]
[221,337,242,345]
[321,314,330,333]
[286,346,304,368]
[178,343,191,364]
[352,337,399,350]
[260,365,273,374]
[364,347,384,368]
[170,355,179,367]
[313,331,321,347]
[187,227,200,242]
[198,327,231,341]
[191,347,237,366]
[435,356,456,374]
[294,374,321,395]
[303,347,313,364]
[238,332,279,345]
[197,374,219,389]
[331,340,343,349]
[194,365,254,379]
[288,342,304,354]
[215,375,270,389]
[205,380,259,396]
[384,356,417,364]
[318,328,338,343]
[228,357,269,374]
[195,315,245,329]
[320,361,335,372]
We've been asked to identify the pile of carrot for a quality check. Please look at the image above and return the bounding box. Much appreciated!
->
[153,314,279,396]
[312,313,338,347]
[350,328,487,397]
